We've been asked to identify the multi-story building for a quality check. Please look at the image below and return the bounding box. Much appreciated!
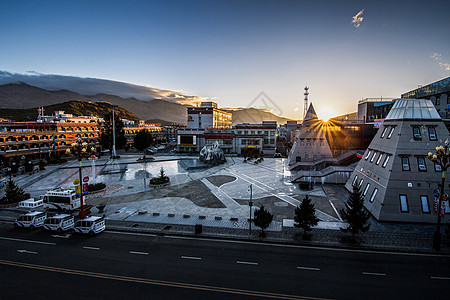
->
[232,121,277,155]
[186,102,232,129]
[401,76,450,120]
[346,98,450,223]
[0,120,100,160]
[357,98,396,125]
[178,102,232,152]
[123,122,164,145]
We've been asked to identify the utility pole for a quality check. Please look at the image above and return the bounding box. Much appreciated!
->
[249,184,253,235]
[112,105,117,158]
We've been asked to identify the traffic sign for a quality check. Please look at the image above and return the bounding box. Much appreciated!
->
[83,176,89,182]
[73,179,80,185]
[434,189,440,198]
[442,193,448,201]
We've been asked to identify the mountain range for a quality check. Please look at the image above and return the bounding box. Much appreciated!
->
[0,72,293,125]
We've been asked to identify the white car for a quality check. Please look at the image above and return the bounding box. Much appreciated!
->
[14,211,47,229]
[43,214,74,234]
[74,216,105,236]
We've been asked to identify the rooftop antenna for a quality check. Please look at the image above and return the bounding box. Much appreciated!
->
[303,85,309,120]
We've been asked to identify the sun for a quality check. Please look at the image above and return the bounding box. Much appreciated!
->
[318,108,336,122]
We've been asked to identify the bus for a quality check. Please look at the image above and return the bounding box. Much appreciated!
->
[42,188,84,212]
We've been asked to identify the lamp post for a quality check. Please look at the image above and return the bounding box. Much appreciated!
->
[427,141,450,251]
[65,138,96,219]
[111,105,117,158]
[248,184,253,235]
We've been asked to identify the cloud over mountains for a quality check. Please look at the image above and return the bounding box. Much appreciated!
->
[0,71,207,105]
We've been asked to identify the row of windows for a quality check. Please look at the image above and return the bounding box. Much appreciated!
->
[236,130,275,136]
[299,139,325,146]
[380,126,395,139]
[399,194,449,214]
[352,175,450,214]
[411,126,437,141]
[400,156,441,172]
[364,150,390,168]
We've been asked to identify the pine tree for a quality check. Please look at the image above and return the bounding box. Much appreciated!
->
[253,205,273,237]
[340,184,370,240]
[294,195,319,237]
[1,180,26,204]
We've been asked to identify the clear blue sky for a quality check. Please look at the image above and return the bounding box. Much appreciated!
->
[1,0,449,120]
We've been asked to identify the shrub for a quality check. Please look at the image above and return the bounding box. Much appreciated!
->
[88,182,106,192]
[299,181,312,190]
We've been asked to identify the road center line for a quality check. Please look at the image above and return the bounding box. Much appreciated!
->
[181,256,202,260]
[130,251,148,255]
[431,276,450,280]
[0,236,56,246]
[297,266,320,271]
[83,246,100,251]
[362,272,386,276]
[237,261,258,265]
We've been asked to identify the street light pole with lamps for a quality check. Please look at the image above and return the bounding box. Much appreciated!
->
[65,138,96,219]
[427,141,449,251]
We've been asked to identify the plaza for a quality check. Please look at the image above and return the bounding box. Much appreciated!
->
[8,154,347,232]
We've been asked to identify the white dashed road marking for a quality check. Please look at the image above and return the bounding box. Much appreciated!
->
[130,251,148,255]
[236,261,258,265]
[297,266,320,271]
[362,272,386,276]
[181,256,202,260]
[83,246,100,251]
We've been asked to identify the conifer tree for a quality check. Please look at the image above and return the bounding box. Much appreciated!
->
[1,180,26,204]
[253,205,273,237]
[294,195,319,237]
[340,183,370,240]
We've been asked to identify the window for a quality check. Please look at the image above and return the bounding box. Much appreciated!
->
[412,126,421,140]
[428,127,437,141]
[369,188,378,203]
[307,140,311,146]
[370,151,377,163]
[365,150,372,160]
[381,127,388,138]
[436,97,440,106]
[387,127,395,139]
[320,140,324,146]
[435,163,442,172]
[399,195,409,212]
[352,175,358,186]
[417,157,427,171]
[376,153,383,165]
[401,157,410,171]
[363,183,371,196]
[420,195,430,213]
[358,179,364,188]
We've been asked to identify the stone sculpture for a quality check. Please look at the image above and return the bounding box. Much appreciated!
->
[199,141,227,166]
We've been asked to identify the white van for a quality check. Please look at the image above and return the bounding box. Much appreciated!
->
[14,211,47,229]
[18,198,43,209]
[74,216,105,236]
[43,214,74,233]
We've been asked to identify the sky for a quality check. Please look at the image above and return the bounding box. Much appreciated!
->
[1,0,449,120]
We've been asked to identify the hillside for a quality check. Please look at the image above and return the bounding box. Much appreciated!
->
[227,107,292,125]
[0,83,188,124]
[0,83,294,125]
[0,100,140,122]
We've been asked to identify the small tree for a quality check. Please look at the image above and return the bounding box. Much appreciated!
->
[294,195,319,238]
[133,130,154,153]
[253,205,273,237]
[1,180,27,204]
[340,184,370,241]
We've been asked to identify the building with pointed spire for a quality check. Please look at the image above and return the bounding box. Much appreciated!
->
[345,98,450,222]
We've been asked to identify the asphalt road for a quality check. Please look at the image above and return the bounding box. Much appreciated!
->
[0,222,449,300]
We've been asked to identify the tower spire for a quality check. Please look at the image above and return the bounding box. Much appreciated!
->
[303,85,309,120]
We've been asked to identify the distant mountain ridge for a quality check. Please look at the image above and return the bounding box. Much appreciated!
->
[0,83,293,125]
[0,100,140,122]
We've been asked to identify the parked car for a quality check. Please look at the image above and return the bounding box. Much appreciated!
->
[145,147,155,154]
[14,211,47,229]
[43,214,74,234]
[274,153,282,158]
[74,216,105,236]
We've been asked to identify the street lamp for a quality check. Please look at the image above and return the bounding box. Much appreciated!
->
[427,141,450,251]
[65,138,96,219]
[248,184,253,235]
